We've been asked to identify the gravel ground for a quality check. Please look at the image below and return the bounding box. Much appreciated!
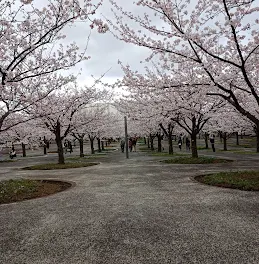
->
[0,145,259,264]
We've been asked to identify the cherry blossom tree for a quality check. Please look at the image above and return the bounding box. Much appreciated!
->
[0,74,74,133]
[4,120,51,157]
[0,0,107,86]
[107,0,259,150]
[71,104,108,157]
[114,60,226,157]
[35,83,108,164]
[208,106,254,151]
[0,0,108,134]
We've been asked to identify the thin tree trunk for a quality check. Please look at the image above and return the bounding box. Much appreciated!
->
[101,141,104,150]
[79,138,84,157]
[191,134,198,158]
[147,137,150,148]
[55,122,65,164]
[43,136,47,154]
[90,138,95,154]
[150,134,154,151]
[256,125,259,153]
[168,132,173,155]
[44,146,47,155]
[144,137,146,145]
[157,135,162,152]
[22,143,26,157]
[219,132,223,143]
[223,132,227,151]
[205,132,209,149]
[97,138,101,152]
[236,132,239,146]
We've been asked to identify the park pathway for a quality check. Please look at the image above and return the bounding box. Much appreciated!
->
[0,148,259,264]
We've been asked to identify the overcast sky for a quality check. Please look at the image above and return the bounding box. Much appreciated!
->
[61,0,151,88]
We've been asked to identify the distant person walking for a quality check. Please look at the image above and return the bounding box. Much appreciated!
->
[120,139,125,153]
[132,137,137,152]
[210,134,215,152]
[128,138,133,152]
[178,137,182,151]
[9,146,16,159]
[186,137,190,151]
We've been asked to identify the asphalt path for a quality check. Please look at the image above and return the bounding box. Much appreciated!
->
[0,146,259,264]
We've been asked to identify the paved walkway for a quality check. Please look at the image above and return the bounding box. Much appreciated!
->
[0,146,259,264]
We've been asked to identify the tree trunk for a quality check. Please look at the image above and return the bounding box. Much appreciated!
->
[22,143,26,157]
[55,122,65,164]
[150,135,154,151]
[147,137,150,148]
[97,138,101,152]
[79,138,84,157]
[157,135,162,152]
[223,132,227,151]
[219,132,223,143]
[168,131,173,155]
[144,137,146,145]
[236,132,239,146]
[191,134,198,158]
[205,132,208,149]
[256,125,259,153]
[90,138,95,154]
[101,141,104,150]
[43,136,47,154]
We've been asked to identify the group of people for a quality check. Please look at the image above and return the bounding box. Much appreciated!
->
[120,137,137,153]
[9,146,16,159]
[178,137,190,151]
[64,140,73,154]
[178,134,216,152]
[120,134,216,153]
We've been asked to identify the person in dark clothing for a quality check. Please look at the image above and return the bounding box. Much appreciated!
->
[120,139,125,152]
[68,141,73,153]
[186,137,190,151]
[210,135,215,152]
[9,146,16,159]
[128,138,133,152]
[132,137,137,152]
[178,137,182,150]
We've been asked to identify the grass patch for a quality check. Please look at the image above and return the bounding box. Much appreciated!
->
[0,179,71,204]
[228,144,253,148]
[229,150,257,154]
[139,147,153,151]
[162,156,231,164]
[0,159,15,163]
[195,171,259,191]
[22,162,98,170]
[103,148,117,152]
[66,154,107,161]
[151,152,189,157]
[197,146,209,150]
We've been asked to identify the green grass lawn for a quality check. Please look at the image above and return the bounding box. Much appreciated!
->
[22,162,98,170]
[0,179,38,203]
[151,152,189,157]
[0,159,15,163]
[66,154,107,161]
[195,171,259,191]
[0,179,72,204]
[162,156,232,164]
